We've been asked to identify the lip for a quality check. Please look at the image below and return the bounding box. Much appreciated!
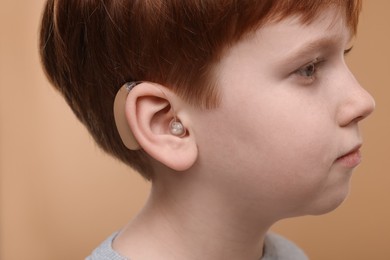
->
[335,144,362,168]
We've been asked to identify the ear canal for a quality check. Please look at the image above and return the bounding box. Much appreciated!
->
[169,119,186,137]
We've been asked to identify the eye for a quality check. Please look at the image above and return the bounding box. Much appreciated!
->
[296,59,320,78]
[293,58,324,85]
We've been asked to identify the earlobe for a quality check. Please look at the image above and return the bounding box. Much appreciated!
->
[123,82,198,171]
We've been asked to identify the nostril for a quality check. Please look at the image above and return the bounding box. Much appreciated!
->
[337,93,375,127]
[353,115,364,124]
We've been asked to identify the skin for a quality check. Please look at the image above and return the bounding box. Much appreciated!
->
[114,7,375,260]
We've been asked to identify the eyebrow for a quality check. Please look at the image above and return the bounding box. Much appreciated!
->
[283,36,346,65]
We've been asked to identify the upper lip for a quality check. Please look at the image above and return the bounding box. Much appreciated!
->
[337,144,362,160]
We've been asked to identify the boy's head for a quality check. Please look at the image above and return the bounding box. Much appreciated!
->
[40,0,363,180]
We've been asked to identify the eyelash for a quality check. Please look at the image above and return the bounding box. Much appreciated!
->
[293,47,353,84]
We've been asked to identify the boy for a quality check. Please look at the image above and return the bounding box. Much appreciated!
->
[39,0,374,259]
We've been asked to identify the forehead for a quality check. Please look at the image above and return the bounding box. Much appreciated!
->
[215,7,350,86]
[257,7,350,55]
[241,7,348,54]
[262,0,360,35]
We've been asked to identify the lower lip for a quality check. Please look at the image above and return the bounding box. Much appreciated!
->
[335,149,362,168]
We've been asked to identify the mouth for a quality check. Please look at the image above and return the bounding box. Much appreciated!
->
[335,144,362,168]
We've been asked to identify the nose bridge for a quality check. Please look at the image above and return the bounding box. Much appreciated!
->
[337,68,375,127]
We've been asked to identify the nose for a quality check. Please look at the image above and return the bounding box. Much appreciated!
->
[337,70,375,127]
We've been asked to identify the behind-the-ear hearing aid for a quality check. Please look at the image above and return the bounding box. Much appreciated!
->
[113,82,142,150]
[113,82,186,150]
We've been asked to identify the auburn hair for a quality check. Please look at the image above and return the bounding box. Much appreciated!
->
[40,0,362,179]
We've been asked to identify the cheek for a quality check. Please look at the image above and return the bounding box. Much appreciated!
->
[248,114,351,216]
[263,115,334,172]
[193,99,350,218]
[259,104,334,175]
[240,94,335,174]
[249,118,334,195]
[198,102,335,188]
[233,101,341,199]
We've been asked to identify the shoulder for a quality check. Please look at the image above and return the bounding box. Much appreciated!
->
[85,232,128,260]
[262,232,309,260]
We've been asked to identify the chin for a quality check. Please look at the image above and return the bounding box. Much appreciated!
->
[308,187,351,216]
[301,172,354,216]
[310,199,347,216]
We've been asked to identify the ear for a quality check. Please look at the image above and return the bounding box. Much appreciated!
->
[125,82,198,171]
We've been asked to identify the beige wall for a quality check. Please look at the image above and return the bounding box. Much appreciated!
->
[1,1,389,259]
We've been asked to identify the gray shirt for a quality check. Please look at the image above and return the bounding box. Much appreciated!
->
[86,232,308,260]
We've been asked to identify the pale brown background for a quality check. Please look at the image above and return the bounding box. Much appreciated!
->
[0,1,389,259]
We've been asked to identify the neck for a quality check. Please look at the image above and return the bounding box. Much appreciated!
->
[113,170,275,260]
